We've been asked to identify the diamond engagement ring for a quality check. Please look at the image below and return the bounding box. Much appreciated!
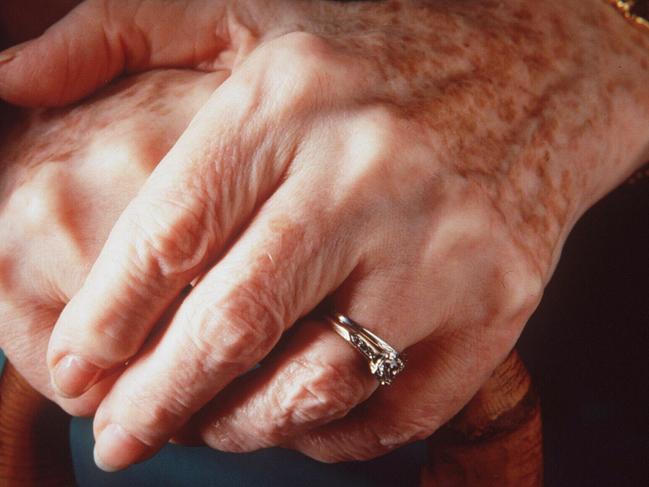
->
[326,312,405,386]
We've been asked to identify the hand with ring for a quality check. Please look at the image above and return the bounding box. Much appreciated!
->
[0,0,647,472]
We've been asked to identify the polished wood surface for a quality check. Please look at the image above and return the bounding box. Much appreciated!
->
[422,351,542,486]
[0,360,75,486]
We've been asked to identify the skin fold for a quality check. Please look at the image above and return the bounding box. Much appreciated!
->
[0,0,647,472]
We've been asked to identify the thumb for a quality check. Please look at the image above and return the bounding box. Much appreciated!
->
[0,0,231,107]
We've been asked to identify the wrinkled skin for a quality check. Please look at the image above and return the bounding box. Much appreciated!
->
[0,0,647,471]
[0,69,227,413]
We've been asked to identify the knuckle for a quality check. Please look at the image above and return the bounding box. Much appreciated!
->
[270,31,333,71]
[279,359,368,426]
[351,105,403,158]
[91,311,147,361]
[9,163,67,231]
[203,426,252,453]
[217,305,278,365]
[263,32,335,103]
[442,201,545,328]
[113,391,188,444]
[341,105,420,208]
[495,254,544,323]
[522,267,544,309]
[346,106,404,182]
[128,192,215,281]
[184,287,284,374]
[143,395,191,434]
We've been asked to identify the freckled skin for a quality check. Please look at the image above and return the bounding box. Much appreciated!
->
[204,2,645,300]
[283,0,649,274]
[0,0,647,467]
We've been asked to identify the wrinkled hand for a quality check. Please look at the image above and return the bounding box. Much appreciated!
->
[1,0,647,471]
[0,69,226,414]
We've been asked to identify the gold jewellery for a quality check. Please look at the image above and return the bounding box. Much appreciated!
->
[606,1,649,32]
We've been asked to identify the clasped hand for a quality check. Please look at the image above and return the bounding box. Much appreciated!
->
[0,0,647,472]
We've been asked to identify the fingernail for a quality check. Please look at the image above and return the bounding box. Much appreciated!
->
[94,424,149,472]
[0,43,26,64]
[51,355,102,398]
[0,51,15,64]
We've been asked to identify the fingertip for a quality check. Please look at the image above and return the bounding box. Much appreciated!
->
[0,4,119,107]
[0,37,92,107]
[94,424,151,472]
[93,447,122,473]
[0,43,30,102]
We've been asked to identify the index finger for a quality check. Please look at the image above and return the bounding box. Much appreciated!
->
[46,62,289,398]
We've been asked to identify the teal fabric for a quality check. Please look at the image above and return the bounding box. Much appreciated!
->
[70,418,426,487]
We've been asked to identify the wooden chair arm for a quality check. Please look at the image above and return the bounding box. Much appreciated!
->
[0,360,75,486]
[422,351,543,486]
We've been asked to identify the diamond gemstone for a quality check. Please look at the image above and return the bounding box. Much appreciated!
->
[375,353,404,385]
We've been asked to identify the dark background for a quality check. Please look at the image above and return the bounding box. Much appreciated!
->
[518,171,649,487]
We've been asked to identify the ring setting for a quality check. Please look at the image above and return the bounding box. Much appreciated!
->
[327,312,405,386]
